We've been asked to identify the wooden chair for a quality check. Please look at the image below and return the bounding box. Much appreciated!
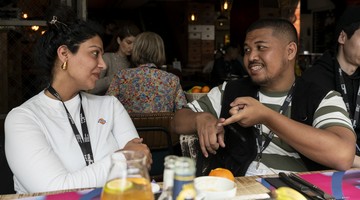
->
[129,112,179,181]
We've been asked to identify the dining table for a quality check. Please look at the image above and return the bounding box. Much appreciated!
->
[0,174,272,200]
[1,168,359,200]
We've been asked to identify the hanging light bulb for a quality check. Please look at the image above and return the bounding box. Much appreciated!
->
[220,0,233,17]
[31,26,39,31]
[223,1,228,11]
[190,13,196,21]
[22,13,28,19]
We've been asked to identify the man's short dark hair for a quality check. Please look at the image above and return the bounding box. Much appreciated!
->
[246,18,298,45]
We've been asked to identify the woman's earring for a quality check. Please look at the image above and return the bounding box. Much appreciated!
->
[61,61,67,70]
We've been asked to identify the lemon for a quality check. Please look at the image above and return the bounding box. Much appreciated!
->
[128,177,149,185]
[103,179,133,194]
[274,187,306,200]
[176,183,196,200]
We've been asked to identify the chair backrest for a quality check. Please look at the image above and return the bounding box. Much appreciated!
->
[129,112,177,181]
[129,112,178,150]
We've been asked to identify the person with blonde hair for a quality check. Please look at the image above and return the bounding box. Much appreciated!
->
[106,32,186,113]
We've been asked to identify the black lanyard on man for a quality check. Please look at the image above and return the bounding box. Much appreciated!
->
[255,81,296,169]
[47,86,94,166]
[338,68,360,153]
[338,68,360,129]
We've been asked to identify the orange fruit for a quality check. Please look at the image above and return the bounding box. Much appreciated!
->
[201,86,210,93]
[192,88,201,93]
[208,168,235,181]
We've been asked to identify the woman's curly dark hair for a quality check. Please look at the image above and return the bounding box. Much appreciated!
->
[33,4,101,83]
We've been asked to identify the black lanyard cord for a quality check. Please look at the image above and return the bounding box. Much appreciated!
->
[255,81,296,169]
[338,68,360,129]
[47,86,94,166]
[338,68,360,153]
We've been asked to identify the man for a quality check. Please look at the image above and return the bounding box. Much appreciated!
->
[174,18,356,176]
[210,44,248,87]
[302,6,360,161]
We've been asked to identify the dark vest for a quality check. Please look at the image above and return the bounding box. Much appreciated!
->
[196,77,330,176]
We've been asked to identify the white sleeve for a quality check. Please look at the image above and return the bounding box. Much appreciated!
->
[111,96,139,147]
[313,91,354,131]
[4,96,138,194]
[5,110,115,193]
[4,108,113,193]
[186,82,227,117]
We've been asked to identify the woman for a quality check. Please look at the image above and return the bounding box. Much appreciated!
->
[89,21,141,95]
[106,32,187,113]
[4,5,151,194]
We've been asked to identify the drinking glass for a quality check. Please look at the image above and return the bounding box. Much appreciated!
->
[101,150,154,200]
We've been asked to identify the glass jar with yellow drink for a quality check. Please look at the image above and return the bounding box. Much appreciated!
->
[101,150,154,200]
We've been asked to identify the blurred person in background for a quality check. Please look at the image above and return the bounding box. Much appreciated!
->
[89,21,141,95]
[101,19,118,50]
[106,31,186,113]
[210,44,248,87]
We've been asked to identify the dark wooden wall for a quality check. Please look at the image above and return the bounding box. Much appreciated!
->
[230,1,260,48]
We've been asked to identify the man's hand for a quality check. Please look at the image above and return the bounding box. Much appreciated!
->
[219,97,272,127]
[122,138,153,169]
[195,112,225,157]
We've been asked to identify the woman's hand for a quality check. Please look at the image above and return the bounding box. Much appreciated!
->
[122,138,153,169]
